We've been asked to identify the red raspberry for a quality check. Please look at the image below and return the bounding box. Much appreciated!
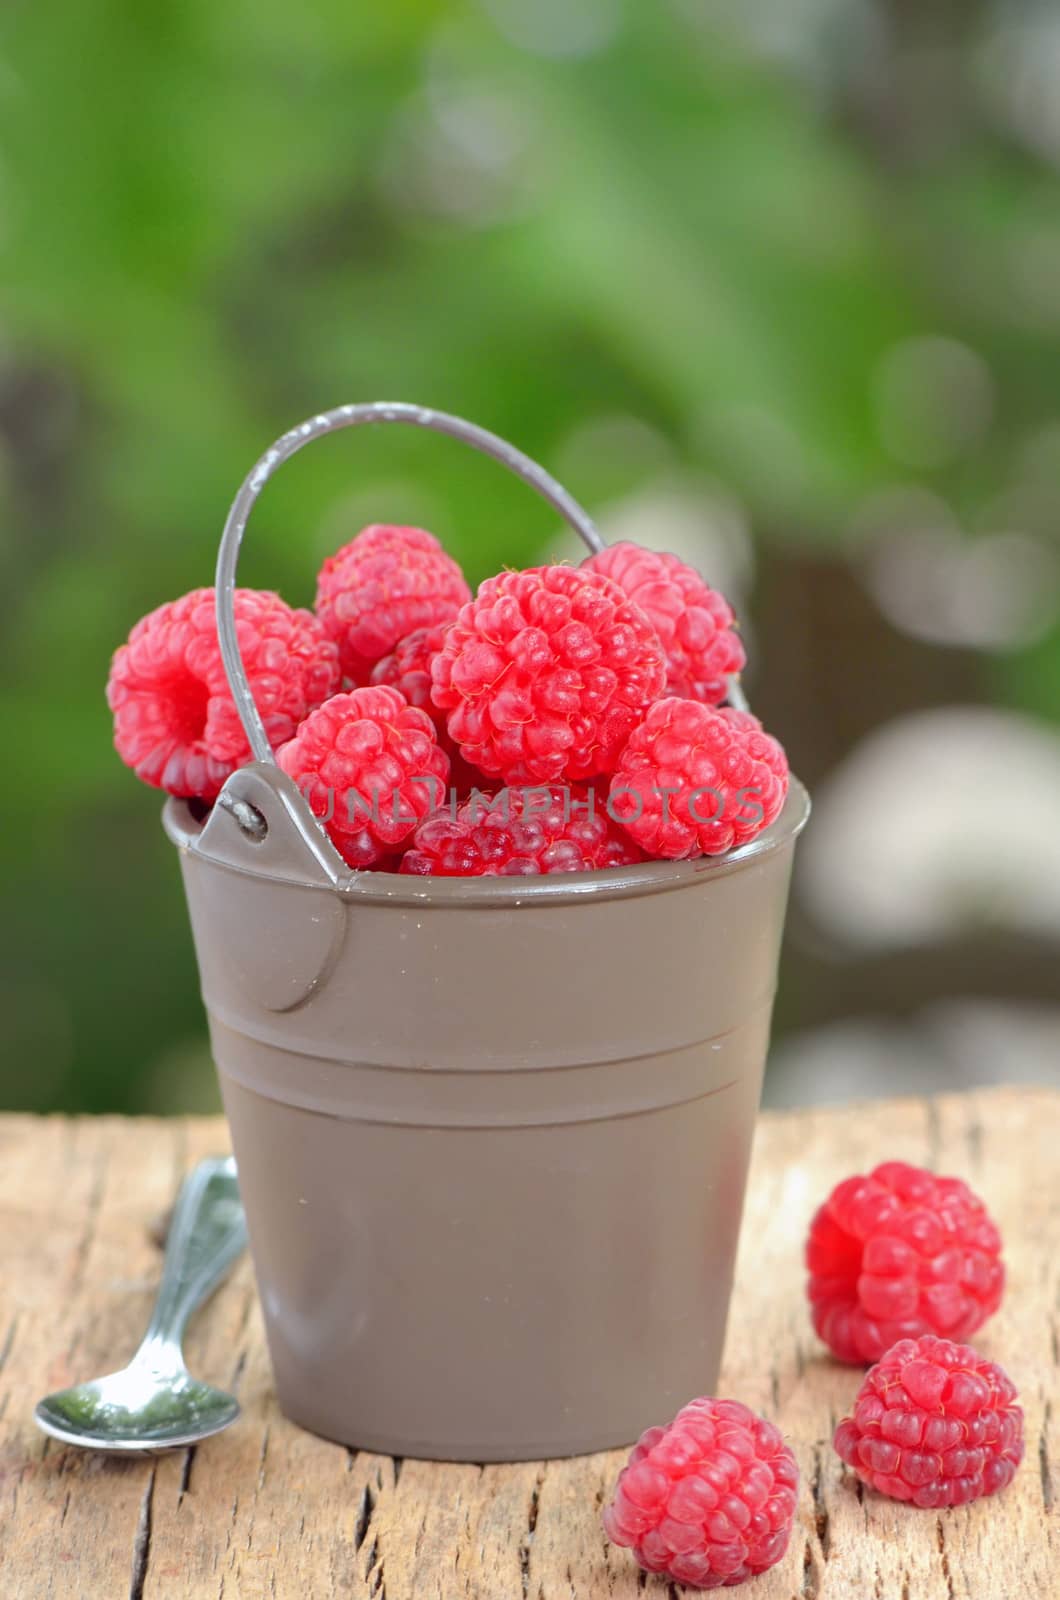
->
[430,565,666,785]
[603,1397,799,1590]
[399,784,643,876]
[608,700,788,860]
[369,622,483,792]
[834,1335,1023,1507]
[277,685,449,869]
[582,541,745,705]
[806,1161,1005,1365]
[370,623,451,726]
[106,587,340,801]
[314,524,470,684]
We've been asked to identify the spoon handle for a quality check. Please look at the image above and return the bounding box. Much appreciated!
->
[139,1157,248,1357]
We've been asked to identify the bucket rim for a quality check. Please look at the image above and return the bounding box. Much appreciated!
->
[164,776,809,906]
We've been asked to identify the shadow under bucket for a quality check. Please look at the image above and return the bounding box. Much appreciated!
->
[165,402,810,1461]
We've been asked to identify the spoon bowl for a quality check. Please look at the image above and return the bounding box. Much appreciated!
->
[34,1157,247,1454]
[35,1364,240,1453]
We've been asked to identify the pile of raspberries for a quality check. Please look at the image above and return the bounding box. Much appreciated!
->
[604,1160,1022,1590]
[106,524,788,874]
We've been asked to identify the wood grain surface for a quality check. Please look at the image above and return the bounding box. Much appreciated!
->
[0,1087,1056,1598]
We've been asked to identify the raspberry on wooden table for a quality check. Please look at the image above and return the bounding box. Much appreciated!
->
[106,587,340,801]
[399,784,643,876]
[834,1335,1023,1507]
[806,1161,1005,1364]
[277,685,449,869]
[315,524,470,685]
[603,1397,799,1590]
[582,541,745,705]
[608,699,788,859]
[430,564,666,786]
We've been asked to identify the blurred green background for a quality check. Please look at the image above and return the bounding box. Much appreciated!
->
[2,1,1058,1113]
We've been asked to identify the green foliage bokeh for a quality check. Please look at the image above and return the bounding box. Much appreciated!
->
[2,2,1058,1109]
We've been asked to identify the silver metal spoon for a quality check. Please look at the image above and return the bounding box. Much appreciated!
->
[34,1156,248,1452]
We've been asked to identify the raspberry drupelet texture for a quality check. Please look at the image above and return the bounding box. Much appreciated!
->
[277,685,449,869]
[400,784,643,876]
[834,1335,1023,1507]
[370,622,481,792]
[370,623,452,727]
[430,565,666,785]
[603,1397,798,1590]
[106,587,340,801]
[608,700,788,859]
[315,525,470,685]
[582,541,745,705]
[806,1161,1005,1365]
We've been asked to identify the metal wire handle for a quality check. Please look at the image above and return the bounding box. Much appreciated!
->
[215,401,606,765]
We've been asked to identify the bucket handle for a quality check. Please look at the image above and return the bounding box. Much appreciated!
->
[215,401,606,767]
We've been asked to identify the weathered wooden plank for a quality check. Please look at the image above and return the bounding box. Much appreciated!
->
[0,1115,187,1600]
[0,1089,1055,1599]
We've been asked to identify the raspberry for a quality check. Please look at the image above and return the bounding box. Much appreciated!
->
[370,623,482,792]
[608,700,788,860]
[582,541,745,705]
[399,784,644,877]
[106,587,340,801]
[603,1398,799,1590]
[834,1335,1023,1507]
[430,565,666,785]
[370,623,451,725]
[277,685,449,869]
[315,524,470,684]
[806,1161,1005,1364]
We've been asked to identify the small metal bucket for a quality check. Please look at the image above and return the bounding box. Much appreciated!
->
[163,404,810,1462]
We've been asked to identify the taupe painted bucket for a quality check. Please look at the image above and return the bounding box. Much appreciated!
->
[163,403,810,1462]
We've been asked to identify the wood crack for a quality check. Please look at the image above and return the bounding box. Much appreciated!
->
[964,1106,984,1171]
[353,1483,375,1553]
[228,1348,249,1394]
[178,1446,196,1506]
[128,1466,156,1600]
[810,1443,830,1559]
[366,1537,387,1600]
[936,1516,955,1600]
[1039,1399,1054,1512]
[69,1149,107,1291]
[520,1468,544,1597]
[0,1313,17,1374]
